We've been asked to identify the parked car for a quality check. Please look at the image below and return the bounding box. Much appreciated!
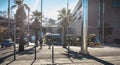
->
[1,39,13,48]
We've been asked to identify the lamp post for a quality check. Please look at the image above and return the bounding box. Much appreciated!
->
[8,0,10,38]
[67,0,69,36]
[80,0,89,55]
[41,0,43,35]
[13,14,16,60]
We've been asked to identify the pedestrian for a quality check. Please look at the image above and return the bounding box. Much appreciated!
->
[39,38,43,49]
[47,38,51,49]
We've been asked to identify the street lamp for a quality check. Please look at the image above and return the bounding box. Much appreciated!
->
[67,0,69,34]
[8,0,10,38]
[80,0,89,55]
[41,0,43,35]
[13,14,16,60]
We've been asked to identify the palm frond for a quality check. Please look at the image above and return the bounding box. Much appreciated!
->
[32,10,43,21]
[57,8,73,27]
[24,4,30,12]
[10,5,17,10]
[57,8,67,20]
[14,0,23,5]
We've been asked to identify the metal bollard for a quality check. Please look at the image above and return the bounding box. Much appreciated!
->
[68,42,70,58]
[52,43,54,64]
[13,15,16,60]
[35,45,37,60]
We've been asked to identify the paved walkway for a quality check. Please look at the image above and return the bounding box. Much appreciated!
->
[0,44,120,65]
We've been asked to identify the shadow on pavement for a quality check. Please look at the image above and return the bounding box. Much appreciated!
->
[0,53,15,64]
[62,49,114,65]
[6,60,15,65]
[30,59,36,65]
[0,46,35,64]
[17,46,35,55]
[83,54,114,65]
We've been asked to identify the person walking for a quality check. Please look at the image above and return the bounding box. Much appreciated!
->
[47,38,51,49]
[39,38,43,49]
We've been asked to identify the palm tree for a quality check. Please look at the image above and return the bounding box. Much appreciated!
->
[11,0,30,52]
[48,18,55,26]
[57,8,72,48]
[32,10,43,46]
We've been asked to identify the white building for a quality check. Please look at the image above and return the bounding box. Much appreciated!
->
[69,0,82,36]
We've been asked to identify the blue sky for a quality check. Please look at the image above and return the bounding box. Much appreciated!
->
[0,0,78,20]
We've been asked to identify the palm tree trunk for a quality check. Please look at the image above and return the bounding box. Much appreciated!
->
[19,33,25,52]
[18,20,25,52]
[63,27,67,48]
[35,29,38,46]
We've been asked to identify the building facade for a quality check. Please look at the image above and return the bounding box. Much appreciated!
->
[70,0,120,43]
[69,0,82,36]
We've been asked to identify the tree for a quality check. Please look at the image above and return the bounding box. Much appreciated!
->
[48,18,55,26]
[32,10,43,46]
[11,0,30,52]
[57,8,72,48]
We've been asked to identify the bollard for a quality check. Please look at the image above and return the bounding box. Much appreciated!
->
[52,43,54,64]
[13,42,16,60]
[35,45,37,60]
[68,42,70,58]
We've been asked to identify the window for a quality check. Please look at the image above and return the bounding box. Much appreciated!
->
[112,0,120,7]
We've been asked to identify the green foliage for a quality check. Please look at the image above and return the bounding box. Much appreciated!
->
[49,18,55,25]
[32,10,43,20]
[11,0,30,13]
[31,10,43,31]
[57,8,73,27]
[57,8,73,48]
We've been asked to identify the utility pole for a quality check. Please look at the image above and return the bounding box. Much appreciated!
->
[13,14,16,60]
[41,0,43,36]
[67,0,69,34]
[8,0,10,38]
[80,0,89,55]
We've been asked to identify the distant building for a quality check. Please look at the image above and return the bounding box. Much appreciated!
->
[42,18,61,34]
[70,0,120,43]
[0,16,14,26]
[0,16,15,39]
